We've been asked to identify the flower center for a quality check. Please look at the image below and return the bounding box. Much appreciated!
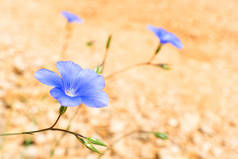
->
[65,90,76,97]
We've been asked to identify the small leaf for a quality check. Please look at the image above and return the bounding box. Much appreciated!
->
[59,106,67,115]
[78,138,103,154]
[87,137,107,147]
[95,65,103,74]
[153,132,168,140]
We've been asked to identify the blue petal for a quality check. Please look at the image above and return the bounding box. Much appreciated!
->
[81,90,109,108]
[158,30,183,49]
[34,69,62,88]
[56,61,83,91]
[167,35,183,49]
[61,11,83,23]
[148,25,161,37]
[148,25,183,49]
[50,87,82,107]
[74,69,105,95]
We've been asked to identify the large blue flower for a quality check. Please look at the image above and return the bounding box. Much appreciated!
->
[35,61,108,108]
[147,25,183,49]
[61,11,83,23]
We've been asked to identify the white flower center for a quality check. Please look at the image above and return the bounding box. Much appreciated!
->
[65,90,76,97]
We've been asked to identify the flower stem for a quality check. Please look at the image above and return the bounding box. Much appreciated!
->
[0,126,86,138]
[49,106,81,158]
[148,43,162,63]
[105,43,164,79]
[0,112,86,138]
[100,35,112,73]
[105,62,148,79]
[50,114,61,128]
[98,129,152,158]
[61,23,73,59]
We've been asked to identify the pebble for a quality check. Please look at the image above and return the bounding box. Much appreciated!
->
[180,113,200,134]
[168,118,179,127]
[109,119,126,133]
[24,146,37,157]
[188,152,202,159]
[211,147,222,157]
[140,144,155,158]
[55,147,65,156]
[158,147,184,159]
[13,56,26,75]
[202,142,212,154]
[199,125,214,135]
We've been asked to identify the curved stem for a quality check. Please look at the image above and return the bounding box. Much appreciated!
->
[49,107,81,157]
[50,114,61,128]
[50,128,86,138]
[0,112,86,139]
[105,62,167,79]
[0,127,86,138]
[105,44,163,79]
[112,129,147,144]
[0,128,50,136]
[98,129,149,158]
[105,62,148,79]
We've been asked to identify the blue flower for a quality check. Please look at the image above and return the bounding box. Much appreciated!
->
[61,11,83,23]
[147,25,183,49]
[35,61,108,108]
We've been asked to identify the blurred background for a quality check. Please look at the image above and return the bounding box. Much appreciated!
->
[0,0,238,158]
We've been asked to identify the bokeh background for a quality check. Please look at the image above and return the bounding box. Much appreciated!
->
[0,0,238,158]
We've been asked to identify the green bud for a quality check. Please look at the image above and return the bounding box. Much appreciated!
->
[50,149,55,157]
[153,132,168,140]
[95,65,103,74]
[79,138,103,154]
[106,35,112,49]
[22,138,35,147]
[87,137,107,147]
[86,41,94,47]
[59,106,67,115]
[159,64,170,70]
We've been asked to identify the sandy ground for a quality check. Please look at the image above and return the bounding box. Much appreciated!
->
[0,0,238,158]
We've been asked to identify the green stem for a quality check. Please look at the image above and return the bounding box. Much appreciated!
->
[101,35,112,73]
[105,43,164,79]
[50,114,61,128]
[0,111,86,138]
[61,23,73,59]
[148,43,163,63]
[0,127,86,138]
[49,107,81,158]
[105,62,148,79]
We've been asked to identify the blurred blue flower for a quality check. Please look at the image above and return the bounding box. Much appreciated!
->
[147,25,183,49]
[35,61,108,108]
[61,11,83,23]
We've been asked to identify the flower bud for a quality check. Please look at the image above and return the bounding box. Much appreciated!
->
[87,137,107,147]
